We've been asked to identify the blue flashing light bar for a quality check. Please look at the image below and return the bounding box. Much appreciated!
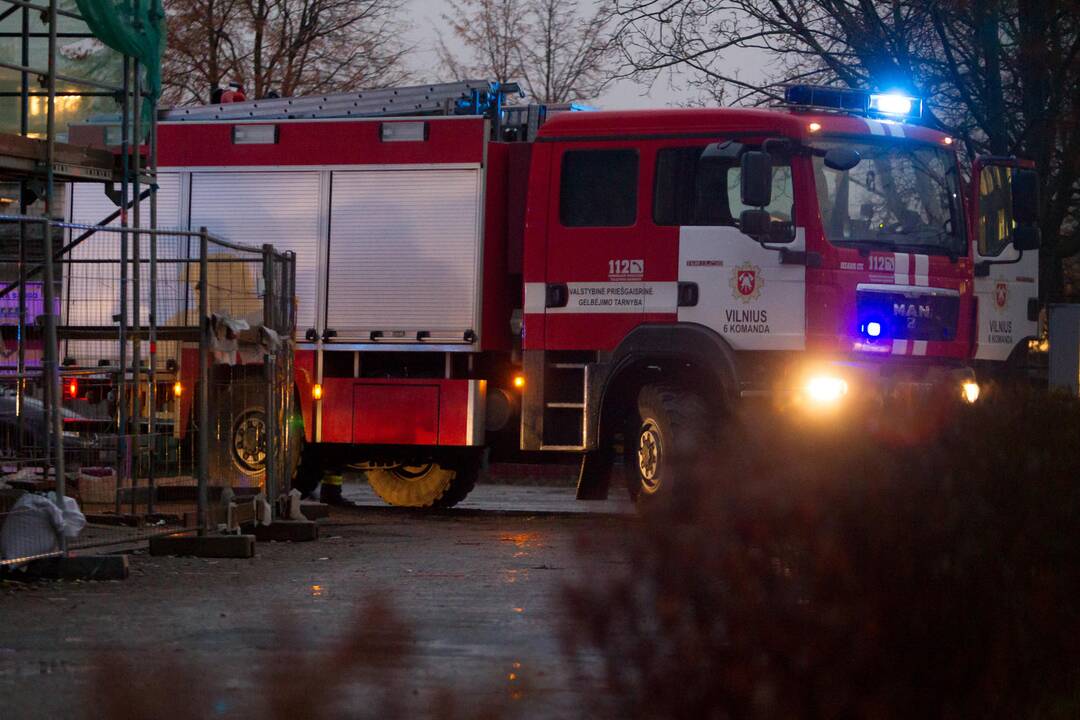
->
[868,92,922,121]
[784,85,923,121]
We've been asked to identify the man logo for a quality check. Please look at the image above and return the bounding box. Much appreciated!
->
[994,281,1008,311]
[730,263,763,303]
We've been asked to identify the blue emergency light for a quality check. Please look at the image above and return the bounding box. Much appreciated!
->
[784,85,923,121]
[867,92,922,120]
[858,314,890,341]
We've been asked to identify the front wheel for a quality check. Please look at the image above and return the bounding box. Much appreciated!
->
[624,384,710,505]
[366,455,480,508]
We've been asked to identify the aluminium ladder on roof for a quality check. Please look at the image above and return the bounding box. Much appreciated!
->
[159,80,499,122]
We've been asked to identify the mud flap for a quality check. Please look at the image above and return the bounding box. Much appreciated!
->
[576,449,612,501]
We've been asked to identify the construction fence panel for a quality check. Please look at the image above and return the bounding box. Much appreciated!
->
[0,215,296,567]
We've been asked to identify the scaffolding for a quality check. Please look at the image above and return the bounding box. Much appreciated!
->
[0,0,156,557]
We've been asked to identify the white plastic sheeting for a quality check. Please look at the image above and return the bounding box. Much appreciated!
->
[1,493,86,565]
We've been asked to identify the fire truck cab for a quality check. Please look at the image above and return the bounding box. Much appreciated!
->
[522,86,1040,500]
[69,82,1042,507]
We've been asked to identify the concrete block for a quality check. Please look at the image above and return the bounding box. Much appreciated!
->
[21,555,129,581]
[253,520,318,542]
[149,533,255,558]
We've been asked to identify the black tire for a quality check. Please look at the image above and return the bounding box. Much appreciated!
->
[366,454,480,508]
[433,453,482,508]
[624,383,710,505]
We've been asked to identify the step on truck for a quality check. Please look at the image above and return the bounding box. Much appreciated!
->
[69,81,1042,507]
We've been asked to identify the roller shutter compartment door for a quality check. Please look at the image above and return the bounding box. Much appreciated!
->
[327,169,483,343]
[190,172,321,338]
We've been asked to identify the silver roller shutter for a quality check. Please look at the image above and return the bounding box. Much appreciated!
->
[190,171,321,337]
[327,168,482,343]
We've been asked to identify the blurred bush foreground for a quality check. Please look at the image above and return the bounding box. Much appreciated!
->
[563,390,1080,719]
[83,391,1080,719]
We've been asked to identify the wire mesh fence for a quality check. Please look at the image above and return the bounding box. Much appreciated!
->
[0,214,296,567]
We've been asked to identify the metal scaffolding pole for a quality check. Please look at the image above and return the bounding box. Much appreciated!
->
[263,245,278,517]
[148,92,159,516]
[132,57,142,516]
[41,0,66,548]
[16,0,29,451]
[198,228,210,535]
[116,52,131,514]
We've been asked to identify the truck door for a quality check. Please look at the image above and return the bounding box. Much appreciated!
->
[543,145,653,349]
[671,146,806,351]
[971,157,1039,360]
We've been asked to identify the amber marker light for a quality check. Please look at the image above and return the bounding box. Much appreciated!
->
[312,383,323,401]
[513,374,525,390]
[944,136,954,145]
[173,380,183,398]
[808,122,822,133]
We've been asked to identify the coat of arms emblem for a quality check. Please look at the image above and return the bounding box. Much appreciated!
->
[731,263,763,302]
[994,281,1008,311]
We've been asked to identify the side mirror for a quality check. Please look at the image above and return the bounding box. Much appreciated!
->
[740,151,772,208]
[740,209,771,239]
[1012,169,1039,225]
[1013,224,1041,251]
[824,147,861,171]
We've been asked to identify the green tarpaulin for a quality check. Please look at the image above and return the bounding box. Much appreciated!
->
[74,0,166,122]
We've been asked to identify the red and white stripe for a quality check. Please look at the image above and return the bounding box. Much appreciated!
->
[891,252,930,357]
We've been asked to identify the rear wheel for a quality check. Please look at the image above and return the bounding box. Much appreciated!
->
[207,373,303,492]
[624,383,710,505]
[209,381,267,487]
[366,456,480,508]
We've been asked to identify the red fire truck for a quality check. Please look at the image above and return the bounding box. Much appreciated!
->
[69,82,1041,507]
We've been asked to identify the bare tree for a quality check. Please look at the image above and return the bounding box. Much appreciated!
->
[162,0,412,105]
[610,0,1080,299]
[161,0,244,105]
[236,0,411,99]
[437,0,613,103]
[437,0,527,85]
[520,0,612,103]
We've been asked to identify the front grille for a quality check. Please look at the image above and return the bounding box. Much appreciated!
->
[856,287,960,342]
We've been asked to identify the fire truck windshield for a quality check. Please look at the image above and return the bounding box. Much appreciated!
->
[812,141,964,256]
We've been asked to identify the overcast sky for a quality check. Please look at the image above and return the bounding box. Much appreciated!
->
[403,0,769,109]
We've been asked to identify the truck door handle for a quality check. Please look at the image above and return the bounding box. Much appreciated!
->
[677,282,699,307]
[304,328,318,342]
[546,283,568,308]
[779,249,823,267]
[322,328,338,342]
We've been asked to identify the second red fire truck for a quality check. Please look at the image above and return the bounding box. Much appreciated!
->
[70,81,1041,507]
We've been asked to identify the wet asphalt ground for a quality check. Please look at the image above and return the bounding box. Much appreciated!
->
[0,481,634,719]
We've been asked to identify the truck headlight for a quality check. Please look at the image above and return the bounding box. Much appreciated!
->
[961,381,980,404]
[804,374,849,405]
